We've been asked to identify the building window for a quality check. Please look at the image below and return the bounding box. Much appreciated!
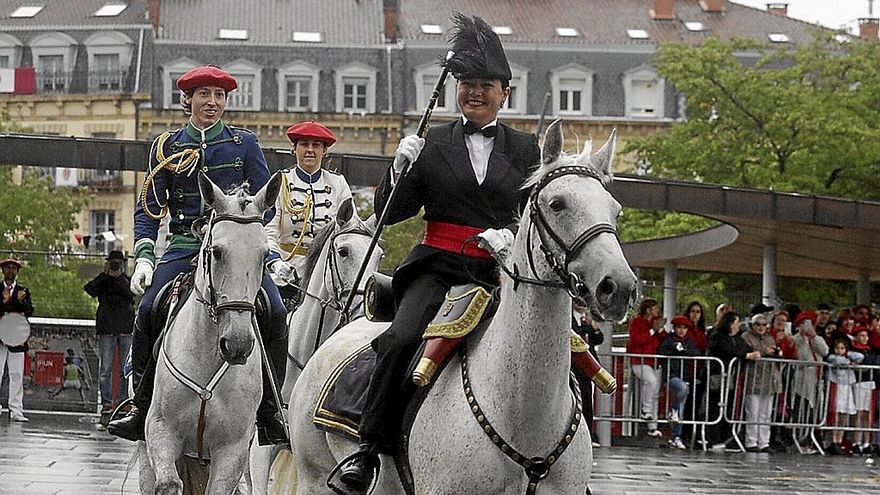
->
[163,58,199,109]
[0,33,22,70]
[277,61,319,112]
[334,62,377,113]
[414,63,456,113]
[343,77,368,111]
[624,66,665,118]
[225,59,262,111]
[37,54,66,92]
[84,31,133,93]
[551,65,593,116]
[499,63,528,115]
[0,55,8,68]
[30,31,77,94]
[91,210,116,255]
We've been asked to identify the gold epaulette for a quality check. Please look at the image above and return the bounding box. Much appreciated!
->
[570,331,589,353]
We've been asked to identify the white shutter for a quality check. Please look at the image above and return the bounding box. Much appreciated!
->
[0,68,15,93]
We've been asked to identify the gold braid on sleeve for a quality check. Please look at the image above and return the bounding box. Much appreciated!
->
[279,172,313,261]
[139,132,202,220]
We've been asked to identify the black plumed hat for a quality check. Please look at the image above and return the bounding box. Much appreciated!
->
[443,13,512,82]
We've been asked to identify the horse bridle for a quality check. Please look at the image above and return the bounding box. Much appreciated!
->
[498,165,617,304]
[196,211,266,324]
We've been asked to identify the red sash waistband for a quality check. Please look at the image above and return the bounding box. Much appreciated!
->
[421,221,492,259]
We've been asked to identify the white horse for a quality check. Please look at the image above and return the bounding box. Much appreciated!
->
[138,172,282,495]
[288,120,638,494]
[247,199,382,494]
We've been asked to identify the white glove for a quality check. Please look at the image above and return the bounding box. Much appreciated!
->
[476,228,514,257]
[271,260,297,283]
[130,260,154,296]
[392,135,425,174]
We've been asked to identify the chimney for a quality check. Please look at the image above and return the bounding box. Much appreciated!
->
[147,0,160,35]
[766,3,788,17]
[700,0,726,13]
[383,0,399,42]
[651,0,675,20]
[859,17,879,40]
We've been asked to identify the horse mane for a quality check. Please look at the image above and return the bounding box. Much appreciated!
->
[222,181,253,214]
[297,219,377,288]
[522,152,588,190]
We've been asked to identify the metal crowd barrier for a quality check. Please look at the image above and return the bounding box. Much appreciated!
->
[725,357,831,455]
[814,362,880,450]
[593,352,725,450]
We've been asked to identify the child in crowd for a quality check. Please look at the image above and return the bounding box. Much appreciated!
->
[851,327,878,455]
[658,316,702,450]
[826,339,863,455]
[50,349,91,403]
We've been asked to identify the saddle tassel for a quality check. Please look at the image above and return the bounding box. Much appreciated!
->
[571,333,616,394]
[412,336,463,387]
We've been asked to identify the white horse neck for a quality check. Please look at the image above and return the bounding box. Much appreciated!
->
[466,236,575,448]
[292,241,342,360]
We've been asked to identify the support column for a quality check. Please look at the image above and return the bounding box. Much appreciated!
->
[597,321,613,447]
[857,271,871,305]
[664,262,678,330]
[762,244,778,307]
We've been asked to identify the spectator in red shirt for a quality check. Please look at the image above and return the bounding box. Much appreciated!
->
[684,301,708,353]
[627,297,666,437]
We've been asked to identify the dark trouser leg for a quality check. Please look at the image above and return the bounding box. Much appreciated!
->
[359,274,449,446]
[256,274,290,445]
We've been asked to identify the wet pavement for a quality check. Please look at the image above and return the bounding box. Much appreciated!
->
[1,411,879,494]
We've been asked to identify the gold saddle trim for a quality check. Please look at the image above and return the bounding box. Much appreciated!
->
[423,285,492,339]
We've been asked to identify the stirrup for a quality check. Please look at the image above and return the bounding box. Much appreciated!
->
[327,449,381,495]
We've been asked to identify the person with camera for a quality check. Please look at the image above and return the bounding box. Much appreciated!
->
[84,250,135,414]
[741,313,783,452]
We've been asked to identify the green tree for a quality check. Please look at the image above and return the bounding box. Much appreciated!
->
[625,35,880,200]
[0,166,95,318]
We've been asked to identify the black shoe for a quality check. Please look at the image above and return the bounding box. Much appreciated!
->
[745,446,760,453]
[256,410,289,446]
[339,445,379,494]
[827,443,843,455]
[760,446,776,454]
[107,407,146,441]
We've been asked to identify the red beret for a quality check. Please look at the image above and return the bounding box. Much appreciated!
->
[795,310,817,328]
[176,66,237,93]
[671,315,692,328]
[0,258,22,268]
[286,121,336,146]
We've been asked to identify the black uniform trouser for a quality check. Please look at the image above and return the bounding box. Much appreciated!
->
[359,255,496,447]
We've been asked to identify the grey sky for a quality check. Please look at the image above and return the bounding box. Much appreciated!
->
[732,0,873,32]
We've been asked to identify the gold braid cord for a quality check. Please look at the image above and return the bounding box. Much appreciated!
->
[279,172,314,261]
[139,132,202,220]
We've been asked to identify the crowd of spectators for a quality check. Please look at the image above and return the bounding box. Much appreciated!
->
[626,298,880,456]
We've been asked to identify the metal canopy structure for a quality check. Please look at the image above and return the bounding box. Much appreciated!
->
[3,133,878,283]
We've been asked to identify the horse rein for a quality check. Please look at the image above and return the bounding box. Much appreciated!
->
[497,165,617,306]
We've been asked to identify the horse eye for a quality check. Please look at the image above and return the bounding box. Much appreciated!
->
[549,198,565,212]
[211,247,222,261]
[337,247,350,258]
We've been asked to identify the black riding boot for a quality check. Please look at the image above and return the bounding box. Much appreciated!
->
[107,323,155,442]
[339,441,380,494]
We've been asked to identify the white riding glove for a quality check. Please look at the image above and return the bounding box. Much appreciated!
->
[130,260,154,296]
[271,260,297,284]
[392,135,426,174]
[476,228,514,257]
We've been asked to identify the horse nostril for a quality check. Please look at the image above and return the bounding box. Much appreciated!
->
[596,276,617,304]
[219,337,228,356]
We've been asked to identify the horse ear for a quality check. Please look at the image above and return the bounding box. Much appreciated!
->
[541,119,563,165]
[198,172,224,208]
[336,197,354,227]
[591,129,617,186]
[364,213,377,230]
[254,172,282,212]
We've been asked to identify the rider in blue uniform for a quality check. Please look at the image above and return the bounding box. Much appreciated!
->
[107,65,289,446]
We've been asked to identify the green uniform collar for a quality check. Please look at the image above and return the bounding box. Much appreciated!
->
[186,119,225,142]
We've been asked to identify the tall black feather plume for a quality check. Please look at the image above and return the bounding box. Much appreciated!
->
[442,13,512,82]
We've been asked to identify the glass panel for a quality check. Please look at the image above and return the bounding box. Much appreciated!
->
[285,75,312,110]
[91,53,122,91]
[559,90,568,111]
[170,72,185,106]
[0,55,9,68]
[571,90,581,111]
[90,210,116,255]
[228,74,255,110]
[37,55,66,92]
[342,77,369,110]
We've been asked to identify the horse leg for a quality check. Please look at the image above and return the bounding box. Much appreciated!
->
[204,443,250,495]
[146,424,185,495]
[248,442,281,495]
[138,441,157,495]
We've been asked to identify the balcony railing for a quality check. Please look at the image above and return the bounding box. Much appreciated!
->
[81,169,123,190]
[88,70,128,93]
[36,71,71,94]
